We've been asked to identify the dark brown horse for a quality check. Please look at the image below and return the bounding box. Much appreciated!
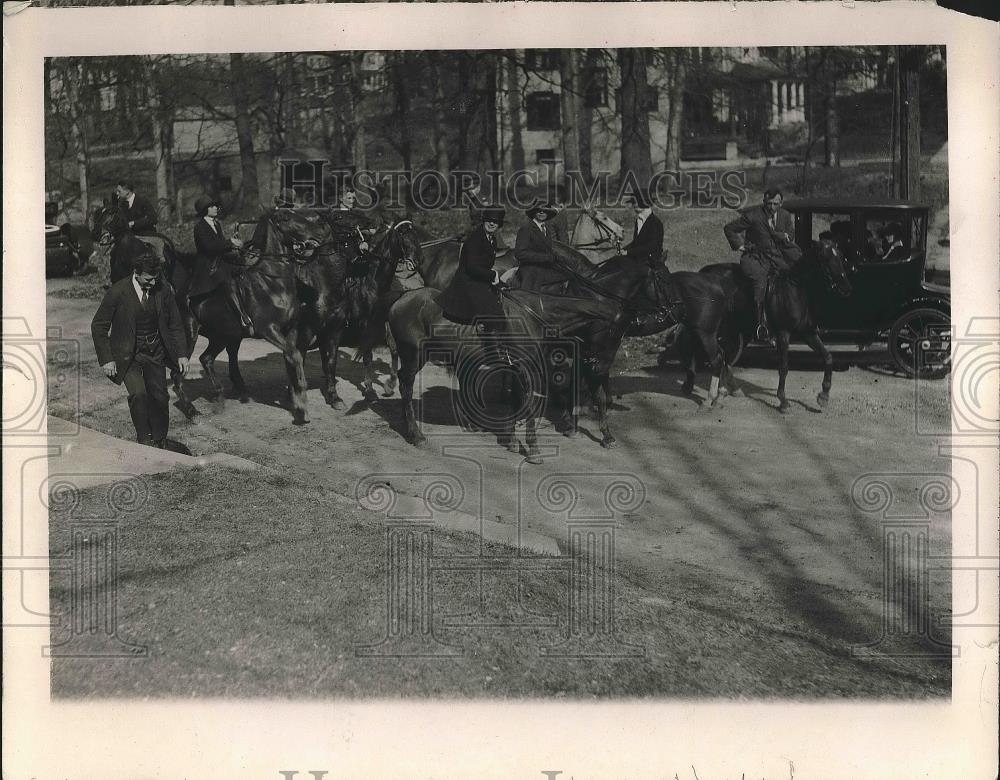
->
[388,280,631,457]
[696,238,853,412]
[180,213,311,423]
[292,215,423,408]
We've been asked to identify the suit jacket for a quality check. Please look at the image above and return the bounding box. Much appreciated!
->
[434,226,504,323]
[91,277,187,382]
[118,194,158,236]
[194,217,236,261]
[880,243,910,263]
[515,221,564,290]
[624,212,665,265]
[548,210,570,244]
[723,205,802,268]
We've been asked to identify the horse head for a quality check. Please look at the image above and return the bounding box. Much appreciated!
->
[93,200,129,247]
[814,238,853,298]
[266,210,326,262]
[372,217,423,273]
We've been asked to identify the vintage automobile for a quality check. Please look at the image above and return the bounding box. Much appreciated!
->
[45,224,87,277]
[722,199,951,379]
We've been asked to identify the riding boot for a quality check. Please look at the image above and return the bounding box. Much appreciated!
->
[752,283,770,343]
[227,288,255,337]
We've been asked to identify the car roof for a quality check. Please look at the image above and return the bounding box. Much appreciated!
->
[784,199,930,212]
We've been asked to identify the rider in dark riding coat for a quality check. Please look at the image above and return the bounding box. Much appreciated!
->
[325,187,380,263]
[189,195,255,337]
[723,188,803,342]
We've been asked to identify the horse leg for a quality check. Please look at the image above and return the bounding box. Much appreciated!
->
[316,333,335,407]
[199,338,227,402]
[804,329,833,408]
[226,342,249,402]
[592,374,616,449]
[325,330,346,411]
[170,368,199,419]
[382,322,399,397]
[397,342,425,446]
[281,339,310,425]
[361,347,378,401]
[678,331,696,396]
[696,334,724,412]
[776,330,791,413]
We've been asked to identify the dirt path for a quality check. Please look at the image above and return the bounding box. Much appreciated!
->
[49,282,953,695]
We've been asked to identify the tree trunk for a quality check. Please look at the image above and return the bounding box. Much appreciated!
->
[664,48,687,171]
[823,53,840,168]
[617,48,653,185]
[578,49,600,183]
[897,46,922,200]
[559,49,581,186]
[506,55,525,172]
[146,59,174,223]
[229,52,261,210]
[430,53,452,179]
[63,61,90,218]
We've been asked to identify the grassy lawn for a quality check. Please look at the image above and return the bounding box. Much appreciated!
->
[49,465,949,699]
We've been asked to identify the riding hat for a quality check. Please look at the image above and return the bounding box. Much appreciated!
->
[525,199,557,220]
[624,187,653,209]
[479,205,506,225]
[194,195,219,218]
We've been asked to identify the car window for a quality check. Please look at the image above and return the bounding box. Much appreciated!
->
[812,212,853,255]
[862,215,914,263]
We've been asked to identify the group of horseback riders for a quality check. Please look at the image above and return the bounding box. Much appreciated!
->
[92,173,815,449]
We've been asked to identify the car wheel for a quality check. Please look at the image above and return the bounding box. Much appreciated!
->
[888,307,951,379]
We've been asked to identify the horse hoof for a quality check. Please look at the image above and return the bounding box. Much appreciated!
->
[505,442,520,454]
[524,453,544,465]
[779,404,790,415]
[817,392,829,408]
[601,437,618,449]
[293,412,310,426]
[238,394,250,404]
[561,428,579,439]
[695,402,710,413]
[330,398,346,411]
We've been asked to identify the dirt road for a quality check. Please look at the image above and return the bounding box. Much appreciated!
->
[48,279,953,696]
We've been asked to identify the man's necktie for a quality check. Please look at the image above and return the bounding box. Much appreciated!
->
[141,286,150,307]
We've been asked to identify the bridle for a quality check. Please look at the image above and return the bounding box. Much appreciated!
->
[575,208,624,251]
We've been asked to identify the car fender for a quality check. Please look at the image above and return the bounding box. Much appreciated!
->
[879,296,951,335]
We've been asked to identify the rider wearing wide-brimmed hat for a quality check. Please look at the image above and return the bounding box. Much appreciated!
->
[190,195,254,336]
[435,205,507,326]
[514,198,565,292]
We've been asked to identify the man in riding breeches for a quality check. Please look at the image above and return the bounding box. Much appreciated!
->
[723,188,802,341]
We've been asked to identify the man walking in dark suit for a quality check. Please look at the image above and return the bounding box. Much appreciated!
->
[622,187,665,266]
[91,249,189,448]
[724,188,803,341]
[514,199,564,292]
[114,180,159,237]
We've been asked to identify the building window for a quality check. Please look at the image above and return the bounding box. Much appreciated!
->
[526,92,561,130]
[535,148,557,165]
[525,49,559,72]
[584,67,609,108]
[98,86,117,112]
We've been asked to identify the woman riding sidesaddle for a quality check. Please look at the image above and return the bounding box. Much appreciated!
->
[189,195,255,336]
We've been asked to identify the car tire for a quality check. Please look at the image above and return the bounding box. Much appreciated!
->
[888,307,951,379]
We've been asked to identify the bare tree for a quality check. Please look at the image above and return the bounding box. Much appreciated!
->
[664,48,687,171]
[559,49,581,185]
[617,48,653,185]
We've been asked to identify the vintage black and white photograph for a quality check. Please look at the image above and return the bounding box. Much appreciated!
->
[33,41,967,699]
[3,0,999,776]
